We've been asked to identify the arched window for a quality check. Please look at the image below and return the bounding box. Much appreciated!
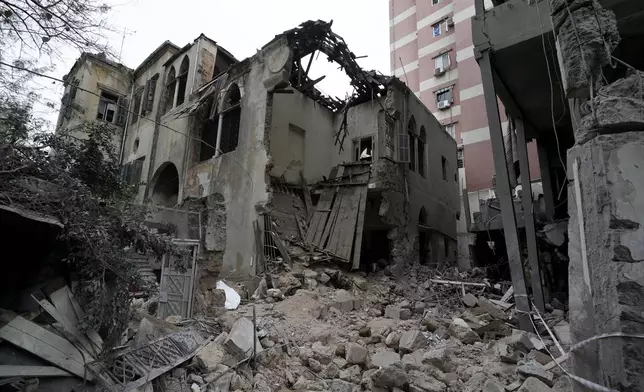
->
[419,206,428,225]
[408,116,417,172]
[219,84,241,154]
[150,162,179,206]
[163,66,176,114]
[418,126,426,177]
[176,56,190,106]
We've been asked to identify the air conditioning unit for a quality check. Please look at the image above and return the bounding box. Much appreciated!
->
[434,67,445,76]
[437,100,451,110]
[446,17,454,27]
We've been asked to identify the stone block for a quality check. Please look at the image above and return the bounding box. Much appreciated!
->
[196,341,231,372]
[331,379,356,392]
[385,305,411,320]
[483,379,505,392]
[462,293,478,308]
[423,346,455,372]
[477,297,508,320]
[371,365,408,389]
[339,365,362,384]
[517,362,554,387]
[448,318,480,344]
[408,370,447,392]
[517,377,553,392]
[224,317,263,359]
[399,330,427,353]
[331,289,355,312]
[385,331,401,349]
[353,276,368,290]
[311,341,334,365]
[371,350,401,368]
[346,342,368,364]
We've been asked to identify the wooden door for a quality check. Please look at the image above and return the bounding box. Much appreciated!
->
[158,242,197,319]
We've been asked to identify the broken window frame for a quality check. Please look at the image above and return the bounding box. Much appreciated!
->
[219,83,242,154]
[418,126,426,178]
[163,66,177,115]
[131,87,143,124]
[142,73,159,115]
[353,135,375,162]
[176,56,190,107]
[96,90,121,124]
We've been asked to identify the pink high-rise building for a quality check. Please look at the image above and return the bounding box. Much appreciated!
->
[389,0,541,224]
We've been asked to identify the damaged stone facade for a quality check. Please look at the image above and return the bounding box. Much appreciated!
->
[59,21,459,317]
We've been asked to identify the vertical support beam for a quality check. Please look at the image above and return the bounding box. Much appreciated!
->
[515,118,545,313]
[537,141,556,220]
[476,47,532,331]
[462,188,472,231]
[214,113,224,156]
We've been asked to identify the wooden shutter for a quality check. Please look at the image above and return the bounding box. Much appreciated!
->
[398,133,410,163]
[145,75,158,113]
[133,157,145,184]
[116,97,128,126]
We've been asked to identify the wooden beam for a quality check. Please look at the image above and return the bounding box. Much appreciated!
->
[0,311,93,380]
[300,173,314,222]
[0,366,73,378]
[50,286,103,352]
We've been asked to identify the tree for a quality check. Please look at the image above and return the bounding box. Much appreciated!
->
[0,98,184,347]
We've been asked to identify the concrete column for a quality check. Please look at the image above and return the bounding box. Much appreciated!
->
[476,46,532,331]
[515,118,545,313]
[214,113,224,157]
[537,141,556,220]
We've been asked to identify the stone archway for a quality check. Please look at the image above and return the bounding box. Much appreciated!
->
[150,162,179,207]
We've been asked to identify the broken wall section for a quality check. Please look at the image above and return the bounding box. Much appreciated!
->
[567,132,644,391]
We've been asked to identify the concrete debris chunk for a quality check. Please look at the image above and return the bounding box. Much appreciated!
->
[408,370,447,392]
[308,357,323,372]
[517,362,554,387]
[494,342,523,364]
[414,302,426,314]
[359,326,371,337]
[276,273,302,295]
[212,371,233,392]
[527,350,552,365]
[477,297,508,320]
[462,293,478,308]
[311,341,334,365]
[516,377,553,392]
[353,276,368,290]
[203,364,230,384]
[385,331,401,349]
[266,288,284,300]
[230,373,251,391]
[317,272,331,284]
[292,375,309,390]
[422,346,455,372]
[345,342,368,364]
[399,330,427,353]
[339,364,362,384]
[448,318,481,344]
[421,314,441,332]
[483,379,505,392]
[371,350,401,368]
[196,341,231,372]
[371,365,408,389]
[323,362,341,379]
[331,379,357,392]
[385,305,411,320]
[500,330,534,353]
[224,317,263,359]
[331,289,355,312]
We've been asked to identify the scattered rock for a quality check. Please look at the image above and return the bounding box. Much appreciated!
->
[371,365,408,389]
[323,362,341,379]
[494,342,523,364]
[312,341,334,364]
[353,276,368,290]
[292,375,309,390]
[224,317,264,359]
[212,371,233,392]
[527,350,552,365]
[517,362,554,387]
[448,318,481,344]
[483,379,505,392]
[266,288,284,300]
[517,377,553,392]
[276,273,302,295]
[165,315,182,324]
[230,373,251,391]
[400,300,412,308]
[346,342,368,364]
[335,343,346,357]
[324,268,339,280]
[423,346,455,372]
[477,297,508,320]
[399,330,427,353]
[421,315,441,332]
[385,305,411,320]
[385,331,401,349]
[414,302,426,314]
[188,373,204,385]
[552,321,571,348]
[333,357,349,369]
[203,364,230,384]
[253,373,272,392]
[339,365,362,384]
[408,370,447,392]
[500,330,534,353]
[367,335,382,344]
[359,326,371,337]
[196,342,231,372]
[331,379,356,392]
[317,272,331,285]
[462,293,478,308]
[304,269,318,280]
[371,350,401,368]
[308,358,323,372]
[331,290,355,312]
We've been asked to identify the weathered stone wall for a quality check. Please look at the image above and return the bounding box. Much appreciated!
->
[568,132,644,392]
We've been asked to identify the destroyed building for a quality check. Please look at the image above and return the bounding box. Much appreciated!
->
[57,21,460,317]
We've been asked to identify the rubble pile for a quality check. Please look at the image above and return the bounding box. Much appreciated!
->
[125,261,572,392]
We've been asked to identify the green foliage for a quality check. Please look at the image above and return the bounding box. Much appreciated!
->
[0,104,186,348]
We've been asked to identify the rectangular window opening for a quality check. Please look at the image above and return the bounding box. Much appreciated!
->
[199,116,219,161]
[132,88,143,124]
[353,136,374,162]
[432,22,441,37]
[436,88,453,104]
[434,52,450,72]
[443,123,456,140]
[97,90,119,123]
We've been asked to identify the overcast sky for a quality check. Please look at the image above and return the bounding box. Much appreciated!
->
[37,0,390,126]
